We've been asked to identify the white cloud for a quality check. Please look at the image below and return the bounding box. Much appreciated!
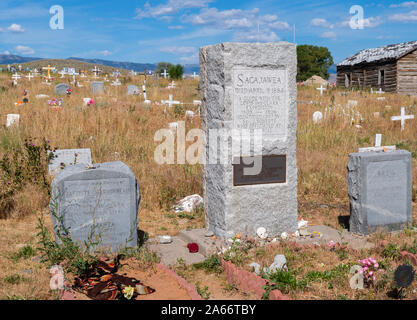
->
[159,46,196,54]
[98,50,112,56]
[135,0,213,19]
[15,45,35,55]
[389,10,417,22]
[180,52,199,64]
[168,25,185,29]
[362,17,383,27]
[7,24,25,33]
[321,31,337,40]
[184,7,258,29]
[310,18,334,28]
[340,16,382,28]
[183,7,290,32]
[269,21,291,30]
[2,50,10,55]
[233,30,280,42]
[390,1,417,8]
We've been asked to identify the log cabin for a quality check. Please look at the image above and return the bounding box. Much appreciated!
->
[337,40,417,95]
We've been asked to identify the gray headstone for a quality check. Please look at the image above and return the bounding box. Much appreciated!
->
[200,42,298,239]
[90,81,104,94]
[54,83,70,95]
[347,150,412,235]
[50,161,140,252]
[127,85,139,95]
[48,149,92,175]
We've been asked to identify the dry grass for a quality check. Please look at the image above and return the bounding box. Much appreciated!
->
[297,85,417,229]
[1,72,417,300]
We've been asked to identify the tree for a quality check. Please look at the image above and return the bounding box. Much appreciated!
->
[297,45,334,82]
[155,62,173,76]
[168,64,184,80]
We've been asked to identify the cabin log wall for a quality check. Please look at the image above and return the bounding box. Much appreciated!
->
[337,61,397,92]
[398,49,417,96]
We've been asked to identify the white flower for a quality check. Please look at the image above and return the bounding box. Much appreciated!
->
[50,273,64,290]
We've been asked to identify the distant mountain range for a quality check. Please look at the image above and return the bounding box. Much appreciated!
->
[0,54,200,74]
[0,54,42,65]
[0,53,336,76]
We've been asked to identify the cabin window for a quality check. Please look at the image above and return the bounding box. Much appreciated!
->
[378,69,385,85]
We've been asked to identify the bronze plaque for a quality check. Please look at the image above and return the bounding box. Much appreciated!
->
[233,155,286,186]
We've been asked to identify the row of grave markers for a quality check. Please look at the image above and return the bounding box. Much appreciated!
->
[7,42,411,254]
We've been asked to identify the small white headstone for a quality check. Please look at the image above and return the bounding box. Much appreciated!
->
[312,111,323,123]
[185,110,195,121]
[6,114,20,127]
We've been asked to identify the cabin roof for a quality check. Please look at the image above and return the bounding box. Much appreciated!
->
[337,40,417,67]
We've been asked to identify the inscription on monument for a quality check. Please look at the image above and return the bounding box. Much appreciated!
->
[233,155,286,186]
[233,68,288,137]
[62,178,132,245]
[366,160,408,226]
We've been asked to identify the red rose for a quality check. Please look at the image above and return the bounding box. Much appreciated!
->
[187,243,199,253]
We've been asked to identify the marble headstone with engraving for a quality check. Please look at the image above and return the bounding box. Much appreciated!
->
[127,85,139,95]
[50,161,140,252]
[90,81,104,94]
[347,150,412,235]
[54,83,70,95]
[200,42,298,239]
[48,148,92,175]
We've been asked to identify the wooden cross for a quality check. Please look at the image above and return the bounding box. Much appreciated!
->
[316,84,327,96]
[391,107,414,131]
[42,65,54,79]
[162,94,181,108]
[161,69,168,79]
[26,73,33,81]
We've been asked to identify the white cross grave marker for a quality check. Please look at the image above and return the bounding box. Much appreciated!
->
[92,66,100,79]
[376,88,385,94]
[358,134,396,153]
[26,73,33,81]
[142,84,151,103]
[316,84,327,96]
[161,69,168,79]
[168,81,176,89]
[12,73,21,81]
[162,94,181,108]
[391,107,414,131]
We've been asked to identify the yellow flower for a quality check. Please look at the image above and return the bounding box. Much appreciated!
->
[123,286,135,300]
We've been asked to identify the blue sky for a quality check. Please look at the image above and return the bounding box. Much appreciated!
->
[0,0,416,64]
